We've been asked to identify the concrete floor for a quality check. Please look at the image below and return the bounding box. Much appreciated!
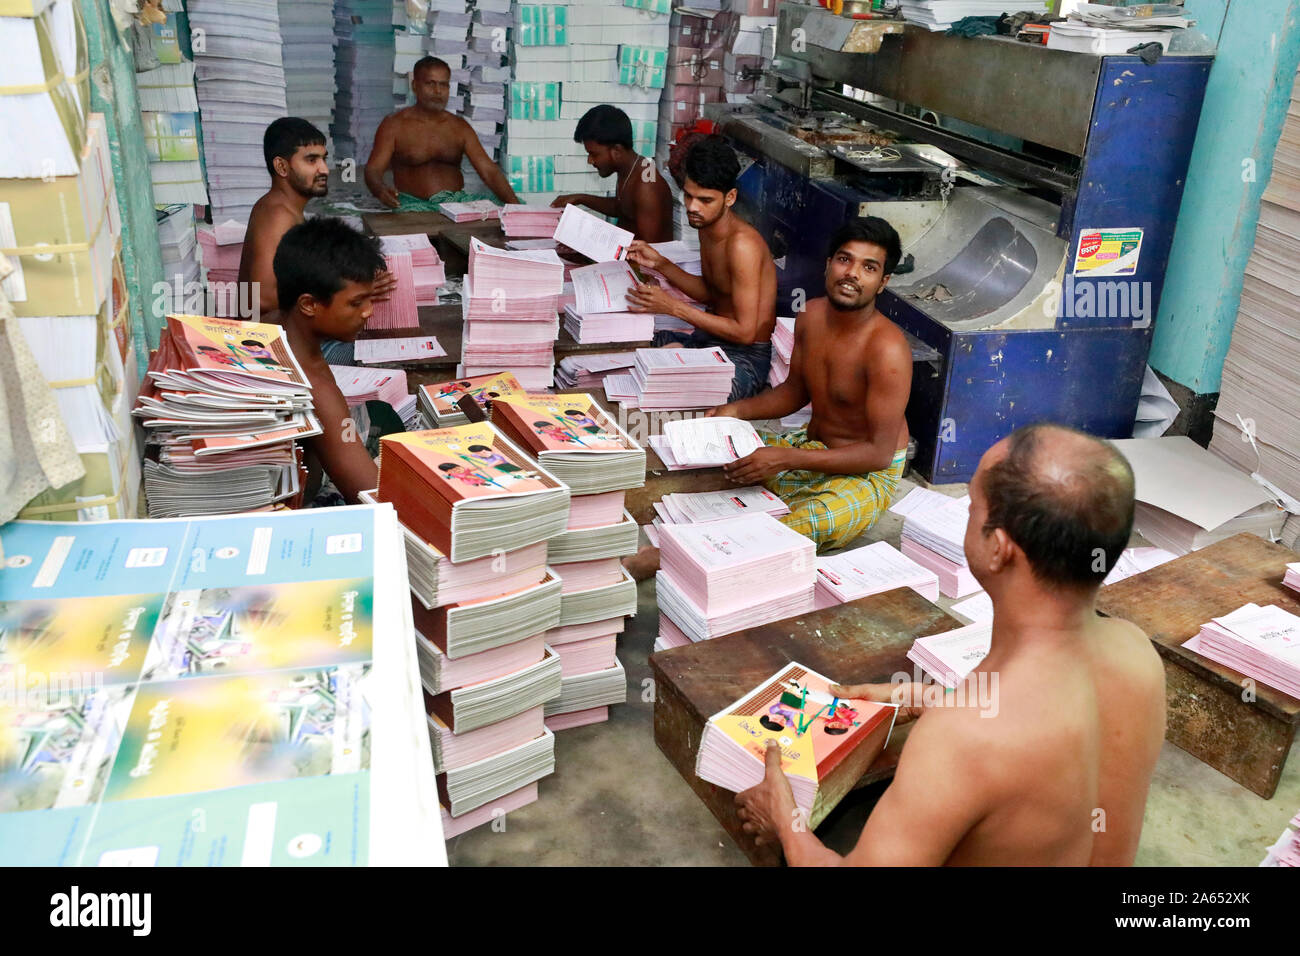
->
[446,474,1300,866]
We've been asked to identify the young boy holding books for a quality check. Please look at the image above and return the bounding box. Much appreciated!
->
[274,217,387,504]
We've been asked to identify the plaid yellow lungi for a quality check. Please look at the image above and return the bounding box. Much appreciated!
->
[761,429,907,551]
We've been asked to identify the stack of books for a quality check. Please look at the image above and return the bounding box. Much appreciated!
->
[1184,603,1300,698]
[279,0,337,140]
[134,314,317,516]
[500,203,564,237]
[657,513,816,643]
[1286,562,1300,595]
[460,238,565,388]
[188,0,287,226]
[907,621,993,689]
[815,541,940,609]
[379,233,447,305]
[156,205,202,319]
[555,352,636,390]
[646,416,763,469]
[375,422,570,562]
[618,346,736,411]
[465,0,513,161]
[331,365,415,424]
[892,488,980,598]
[488,392,643,730]
[695,662,898,818]
[440,199,502,222]
[768,315,795,387]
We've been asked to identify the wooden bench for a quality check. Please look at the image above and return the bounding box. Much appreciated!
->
[649,588,963,865]
[1096,532,1300,798]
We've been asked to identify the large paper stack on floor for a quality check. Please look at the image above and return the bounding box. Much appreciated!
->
[1209,66,1300,507]
[196,219,248,318]
[189,0,286,226]
[2,102,140,523]
[655,513,815,649]
[134,314,317,516]
[891,487,980,599]
[460,237,565,388]
[1184,604,1300,699]
[332,0,393,164]
[372,422,573,835]
[490,392,643,728]
[280,0,337,142]
[1113,437,1286,555]
[0,506,446,866]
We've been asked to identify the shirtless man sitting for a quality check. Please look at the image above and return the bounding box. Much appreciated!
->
[365,56,519,208]
[736,424,1167,866]
[274,217,386,503]
[240,117,391,362]
[550,105,672,242]
[623,135,776,402]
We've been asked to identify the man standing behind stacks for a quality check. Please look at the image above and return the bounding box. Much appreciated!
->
[365,56,520,209]
[550,105,672,241]
[622,135,776,401]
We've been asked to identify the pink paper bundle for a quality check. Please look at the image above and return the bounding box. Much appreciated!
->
[899,538,982,599]
[657,613,694,648]
[554,557,625,593]
[629,346,735,411]
[1284,562,1299,594]
[500,203,564,238]
[464,317,560,345]
[552,633,618,676]
[544,707,608,731]
[429,706,546,772]
[436,540,549,607]
[462,276,559,321]
[567,490,627,530]
[906,623,992,689]
[197,226,243,273]
[460,342,555,368]
[441,782,539,837]
[562,306,655,345]
[366,252,420,330]
[422,634,547,696]
[468,237,565,297]
[545,616,626,646]
[1184,603,1300,698]
[380,233,446,305]
[329,366,409,408]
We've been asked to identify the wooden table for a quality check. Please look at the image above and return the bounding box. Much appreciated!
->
[1096,532,1300,798]
[649,589,963,865]
[360,210,503,241]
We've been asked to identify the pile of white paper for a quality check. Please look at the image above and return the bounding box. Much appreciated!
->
[189,0,287,225]
[648,416,762,468]
[556,351,637,389]
[891,486,980,599]
[815,540,940,607]
[332,0,394,164]
[907,621,993,689]
[562,304,655,345]
[156,205,202,317]
[899,0,1048,32]
[280,0,337,139]
[621,345,736,411]
[461,238,565,385]
[657,513,816,642]
[0,0,87,178]
[501,203,563,237]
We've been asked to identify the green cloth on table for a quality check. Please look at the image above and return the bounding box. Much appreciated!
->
[946,16,1000,37]
[396,190,496,212]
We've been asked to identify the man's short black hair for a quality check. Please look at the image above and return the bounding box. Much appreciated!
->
[413,55,450,77]
[574,105,633,151]
[273,217,385,312]
[263,117,326,176]
[827,217,902,275]
[683,135,740,194]
[980,424,1136,590]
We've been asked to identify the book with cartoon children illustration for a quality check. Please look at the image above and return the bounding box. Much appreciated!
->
[162,314,311,393]
[695,662,898,818]
[489,393,647,496]
[417,371,526,428]
[377,423,571,561]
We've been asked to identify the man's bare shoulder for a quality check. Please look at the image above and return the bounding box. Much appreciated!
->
[1091,615,1164,689]
[247,194,300,239]
[724,221,772,267]
[864,312,911,366]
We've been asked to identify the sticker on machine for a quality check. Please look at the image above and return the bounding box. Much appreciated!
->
[1073,228,1144,277]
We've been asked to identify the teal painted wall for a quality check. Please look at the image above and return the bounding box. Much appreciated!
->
[1149,0,1300,393]
[81,0,164,376]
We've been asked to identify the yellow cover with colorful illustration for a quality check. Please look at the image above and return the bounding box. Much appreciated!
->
[493,392,636,454]
[379,423,561,503]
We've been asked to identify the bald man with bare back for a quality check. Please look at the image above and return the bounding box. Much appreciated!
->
[736,424,1166,866]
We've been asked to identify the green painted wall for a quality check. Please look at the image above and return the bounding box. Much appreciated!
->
[80,0,164,376]
[1149,0,1300,393]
